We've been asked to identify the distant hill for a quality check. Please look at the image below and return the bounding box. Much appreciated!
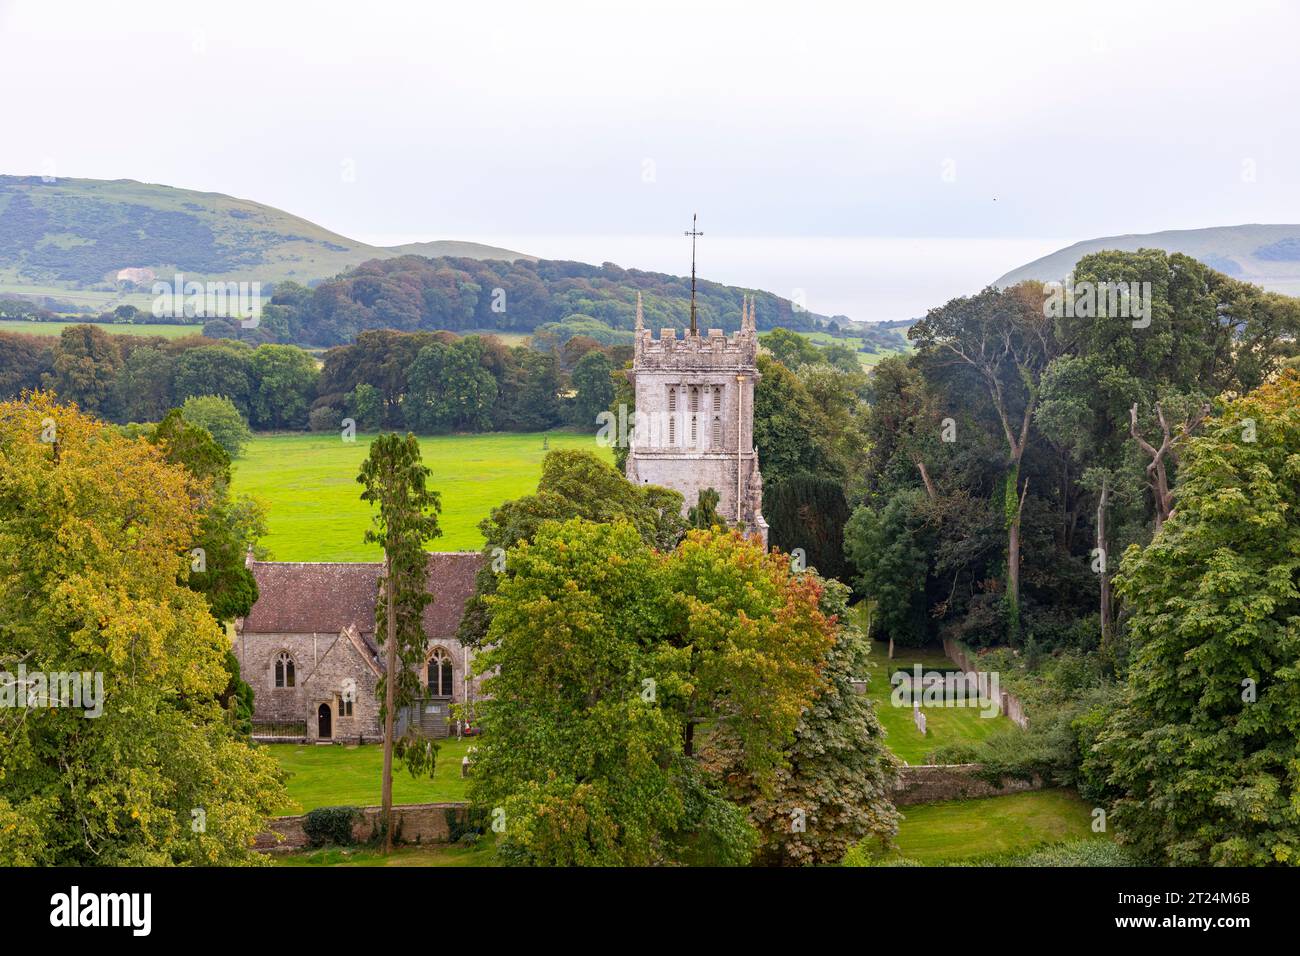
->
[995,224,1300,296]
[0,176,529,310]
[254,254,908,348]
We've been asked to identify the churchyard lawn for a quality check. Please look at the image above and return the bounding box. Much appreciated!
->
[852,622,1010,763]
[854,790,1107,865]
[267,737,474,816]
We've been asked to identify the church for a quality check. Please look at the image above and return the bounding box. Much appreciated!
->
[232,553,483,742]
[234,221,767,740]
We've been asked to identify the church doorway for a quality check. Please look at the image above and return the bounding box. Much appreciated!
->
[317,703,332,739]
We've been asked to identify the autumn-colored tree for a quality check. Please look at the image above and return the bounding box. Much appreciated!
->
[702,579,900,865]
[0,392,285,865]
[470,520,837,865]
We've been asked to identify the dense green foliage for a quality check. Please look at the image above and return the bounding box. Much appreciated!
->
[302,806,361,848]
[150,409,265,620]
[764,475,851,582]
[1087,372,1300,865]
[843,488,934,645]
[271,254,854,346]
[180,394,252,459]
[846,251,1299,653]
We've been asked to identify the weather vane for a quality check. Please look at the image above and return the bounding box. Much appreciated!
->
[685,213,703,335]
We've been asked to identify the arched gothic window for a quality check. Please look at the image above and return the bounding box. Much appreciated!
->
[274,652,295,688]
[427,647,454,697]
[667,388,677,446]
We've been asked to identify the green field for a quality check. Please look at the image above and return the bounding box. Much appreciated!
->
[854,624,1008,764]
[864,790,1104,865]
[267,737,473,816]
[0,318,201,338]
[235,429,612,560]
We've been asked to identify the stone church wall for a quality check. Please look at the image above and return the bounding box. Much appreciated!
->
[232,630,482,741]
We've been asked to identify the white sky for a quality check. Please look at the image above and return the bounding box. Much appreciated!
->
[1,0,1297,247]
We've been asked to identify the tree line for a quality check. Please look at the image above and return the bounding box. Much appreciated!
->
[846,250,1300,658]
[0,324,629,439]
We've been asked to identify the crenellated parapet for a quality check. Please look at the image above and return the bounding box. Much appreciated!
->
[632,291,760,367]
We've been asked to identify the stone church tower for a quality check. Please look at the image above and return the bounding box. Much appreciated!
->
[624,292,768,545]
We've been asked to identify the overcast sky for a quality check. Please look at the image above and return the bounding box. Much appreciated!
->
[2,0,1297,247]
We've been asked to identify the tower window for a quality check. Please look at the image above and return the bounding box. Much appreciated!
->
[668,387,677,446]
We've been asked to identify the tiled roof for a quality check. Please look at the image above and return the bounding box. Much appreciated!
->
[241,552,483,638]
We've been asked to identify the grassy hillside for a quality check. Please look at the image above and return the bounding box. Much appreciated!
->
[234,429,612,561]
[0,175,529,310]
[995,223,1300,296]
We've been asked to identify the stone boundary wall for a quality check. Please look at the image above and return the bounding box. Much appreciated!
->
[256,802,469,852]
[943,638,1029,729]
[893,764,1042,806]
[260,773,1045,849]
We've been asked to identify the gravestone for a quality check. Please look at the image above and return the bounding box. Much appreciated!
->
[913,700,927,735]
